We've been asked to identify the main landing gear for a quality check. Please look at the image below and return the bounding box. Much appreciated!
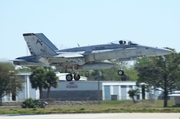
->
[66,73,80,81]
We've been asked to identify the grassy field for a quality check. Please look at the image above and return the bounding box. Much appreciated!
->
[0,100,180,114]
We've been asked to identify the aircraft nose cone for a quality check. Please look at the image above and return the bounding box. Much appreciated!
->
[156,48,172,56]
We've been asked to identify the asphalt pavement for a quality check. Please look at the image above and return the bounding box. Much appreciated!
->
[0,113,180,119]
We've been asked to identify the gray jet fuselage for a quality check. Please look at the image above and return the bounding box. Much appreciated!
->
[47,42,171,68]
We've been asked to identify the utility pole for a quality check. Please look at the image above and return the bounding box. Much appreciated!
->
[98,70,102,105]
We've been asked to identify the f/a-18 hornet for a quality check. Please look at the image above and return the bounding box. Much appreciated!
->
[13,33,171,81]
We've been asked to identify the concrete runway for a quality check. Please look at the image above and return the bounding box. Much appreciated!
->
[0,113,180,119]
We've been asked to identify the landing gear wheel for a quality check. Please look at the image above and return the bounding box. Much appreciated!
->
[118,70,124,76]
[74,73,80,81]
[66,74,73,81]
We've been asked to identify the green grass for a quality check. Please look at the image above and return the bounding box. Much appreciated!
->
[102,100,131,105]
[0,100,179,114]
[102,100,175,107]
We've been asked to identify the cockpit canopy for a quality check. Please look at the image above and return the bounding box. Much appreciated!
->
[111,40,138,45]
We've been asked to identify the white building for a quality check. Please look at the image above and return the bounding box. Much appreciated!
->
[2,72,152,101]
[102,81,137,100]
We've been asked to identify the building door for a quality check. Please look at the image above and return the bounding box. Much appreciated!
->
[113,85,119,95]
[12,94,16,101]
[104,85,111,100]
[121,85,127,100]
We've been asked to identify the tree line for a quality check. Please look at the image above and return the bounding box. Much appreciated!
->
[0,65,58,104]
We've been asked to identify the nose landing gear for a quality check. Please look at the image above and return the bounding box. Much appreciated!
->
[118,70,124,76]
[117,60,125,76]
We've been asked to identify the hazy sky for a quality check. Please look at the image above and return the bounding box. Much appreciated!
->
[1,0,180,60]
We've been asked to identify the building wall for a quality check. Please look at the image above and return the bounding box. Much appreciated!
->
[43,81,141,101]
[2,72,160,101]
[102,81,144,100]
[48,81,102,91]
[42,90,102,101]
[42,81,102,101]
[19,74,39,100]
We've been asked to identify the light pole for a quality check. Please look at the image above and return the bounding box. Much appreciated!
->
[98,70,102,105]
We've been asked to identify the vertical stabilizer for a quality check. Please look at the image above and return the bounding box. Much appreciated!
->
[23,33,58,56]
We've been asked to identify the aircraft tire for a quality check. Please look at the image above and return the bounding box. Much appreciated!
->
[118,70,124,76]
[74,73,80,81]
[66,73,73,81]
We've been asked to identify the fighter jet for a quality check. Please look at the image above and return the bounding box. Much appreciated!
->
[13,33,171,81]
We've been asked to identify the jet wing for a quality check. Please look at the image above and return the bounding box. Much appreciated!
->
[124,47,137,50]
[39,52,85,65]
[54,52,84,58]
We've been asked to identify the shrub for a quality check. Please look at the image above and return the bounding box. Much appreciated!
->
[21,98,46,108]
